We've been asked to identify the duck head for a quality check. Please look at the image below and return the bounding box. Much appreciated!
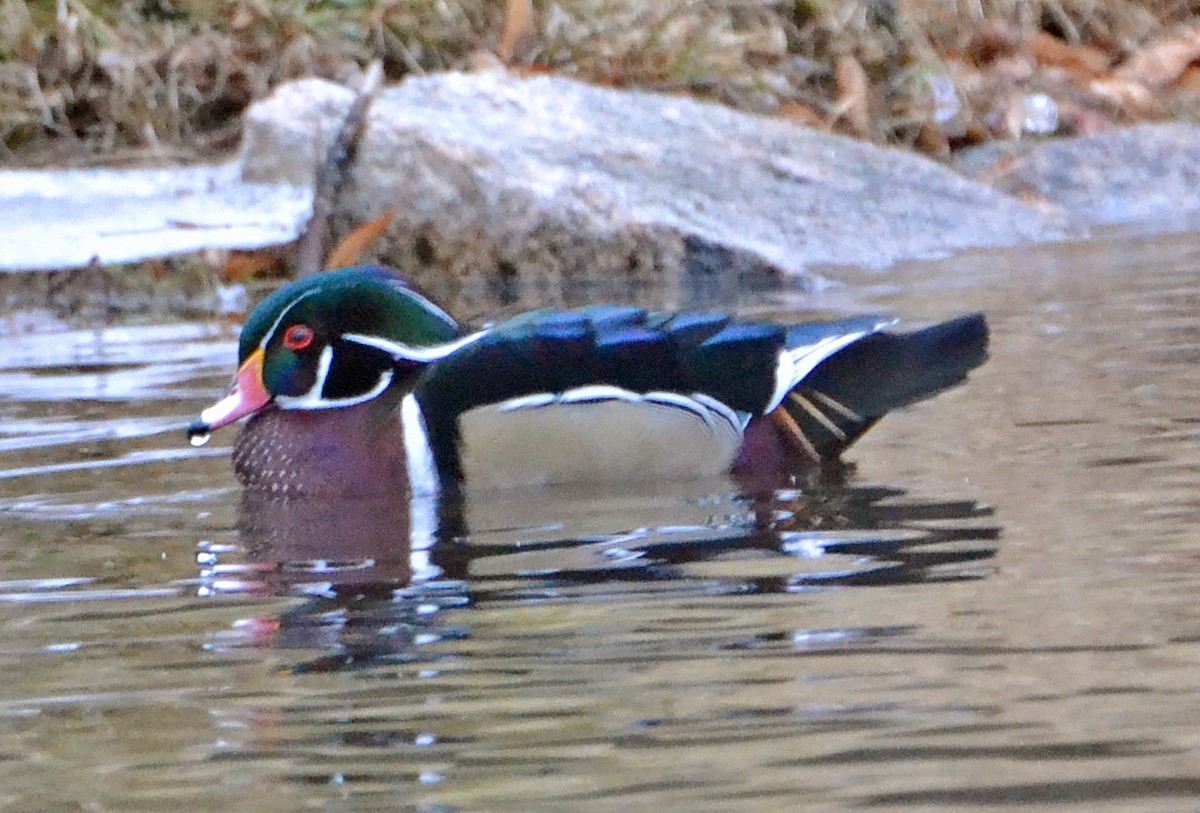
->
[189,266,473,441]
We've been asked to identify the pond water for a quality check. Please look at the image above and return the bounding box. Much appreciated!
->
[2,227,1200,811]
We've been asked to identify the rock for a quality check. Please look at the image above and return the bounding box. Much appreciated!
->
[239,79,359,193]
[954,124,1200,227]
[241,72,1063,310]
[0,162,309,272]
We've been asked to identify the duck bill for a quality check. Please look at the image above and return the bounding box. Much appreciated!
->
[189,348,271,436]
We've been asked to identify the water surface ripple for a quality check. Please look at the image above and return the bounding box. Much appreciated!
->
[2,229,1200,811]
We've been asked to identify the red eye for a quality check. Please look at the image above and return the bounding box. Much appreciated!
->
[283,323,315,351]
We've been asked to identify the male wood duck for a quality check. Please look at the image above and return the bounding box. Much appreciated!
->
[189,265,988,498]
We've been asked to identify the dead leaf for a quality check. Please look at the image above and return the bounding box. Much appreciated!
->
[1063,105,1117,136]
[914,122,949,159]
[228,4,258,32]
[1113,26,1200,89]
[1088,78,1161,117]
[778,101,823,127]
[1014,186,1057,213]
[325,211,396,270]
[224,250,285,282]
[1174,64,1200,95]
[966,20,1022,66]
[995,90,1026,140]
[496,0,534,65]
[834,54,871,138]
[1029,32,1109,78]
[144,259,168,283]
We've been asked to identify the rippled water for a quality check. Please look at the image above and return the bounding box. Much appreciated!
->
[3,228,1200,811]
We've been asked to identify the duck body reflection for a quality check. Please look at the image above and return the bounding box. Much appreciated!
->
[226,471,998,674]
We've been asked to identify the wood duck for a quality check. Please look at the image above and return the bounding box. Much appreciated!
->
[189,265,988,498]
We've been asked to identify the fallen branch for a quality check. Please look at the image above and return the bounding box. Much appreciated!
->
[296,61,384,278]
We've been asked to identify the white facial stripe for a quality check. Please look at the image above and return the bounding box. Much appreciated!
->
[342,330,485,362]
[398,288,458,332]
[259,288,321,351]
[275,345,395,410]
[260,280,455,351]
[279,344,333,407]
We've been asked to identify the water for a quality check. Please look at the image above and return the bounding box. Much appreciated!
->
[2,228,1200,811]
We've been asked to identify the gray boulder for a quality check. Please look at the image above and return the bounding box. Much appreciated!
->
[242,72,1063,309]
[955,123,1200,228]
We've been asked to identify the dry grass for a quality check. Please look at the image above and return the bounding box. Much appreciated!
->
[2,0,1199,165]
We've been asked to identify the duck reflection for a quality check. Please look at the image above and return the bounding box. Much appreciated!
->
[216,472,999,674]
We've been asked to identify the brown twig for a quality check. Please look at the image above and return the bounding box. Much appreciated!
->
[295,61,384,278]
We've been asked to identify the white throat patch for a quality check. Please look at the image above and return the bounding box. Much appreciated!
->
[275,345,395,410]
[343,330,485,363]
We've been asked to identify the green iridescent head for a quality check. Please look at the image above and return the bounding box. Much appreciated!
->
[192,266,478,434]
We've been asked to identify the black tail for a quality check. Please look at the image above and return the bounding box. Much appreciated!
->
[774,313,989,460]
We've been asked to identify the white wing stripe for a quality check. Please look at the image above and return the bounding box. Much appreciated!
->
[766,348,797,416]
[765,320,896,413]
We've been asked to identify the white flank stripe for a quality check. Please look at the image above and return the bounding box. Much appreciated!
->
[559,385,641,403]
[401,394,440,498]
[496,387,639,412]
[408,547,441,583]
[498,392,557,411]
[644,391,708,415]
[690,392,749,432]
[643,392,728,432]
[491,387,746,436]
